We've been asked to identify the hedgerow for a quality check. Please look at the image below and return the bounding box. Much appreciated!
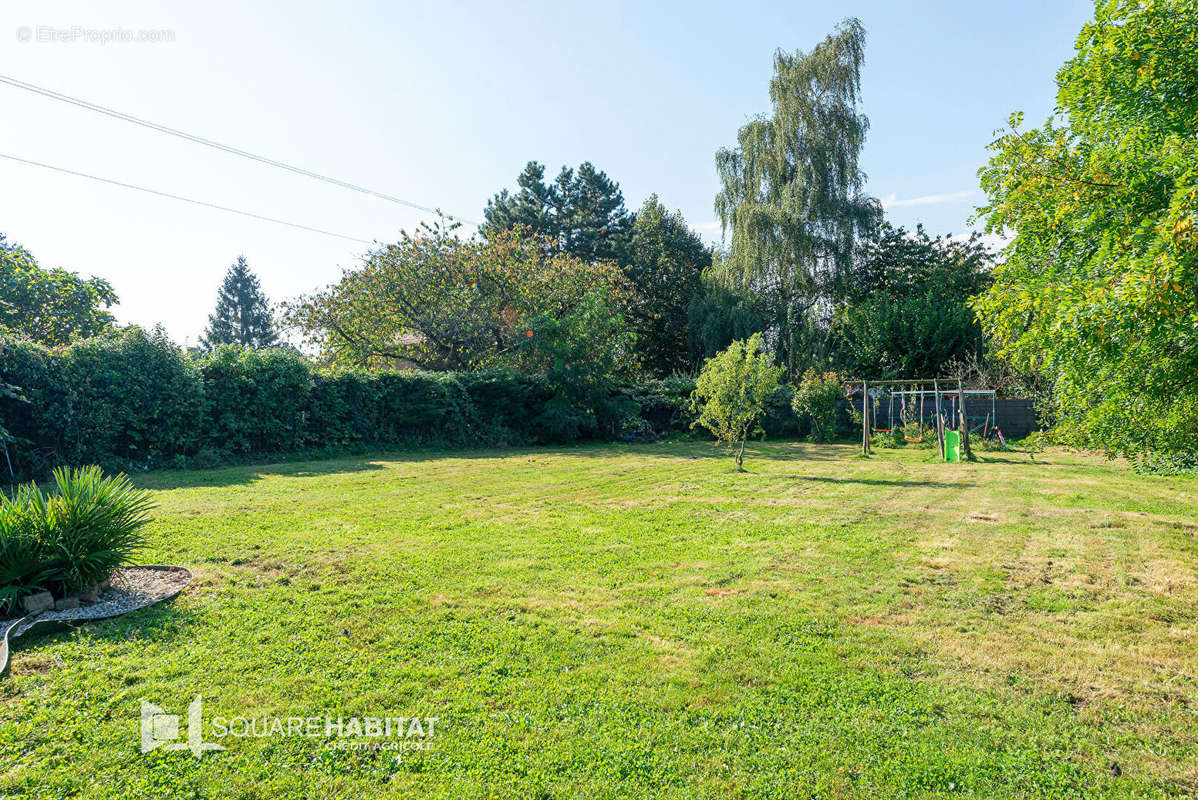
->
[0,329,716,481]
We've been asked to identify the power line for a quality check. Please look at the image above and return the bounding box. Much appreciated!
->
[0,152,375,245]
[0,73,479,226]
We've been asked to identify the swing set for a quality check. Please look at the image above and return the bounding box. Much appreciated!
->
[852,379,1003,461]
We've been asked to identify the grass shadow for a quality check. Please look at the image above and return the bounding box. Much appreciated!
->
[136,456,389,490]
[757,474,976,488]
[132,438,1023,492]
[134,441,863,489]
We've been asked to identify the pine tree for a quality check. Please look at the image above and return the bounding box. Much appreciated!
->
[200,256,278,349]
[482,161,632,264]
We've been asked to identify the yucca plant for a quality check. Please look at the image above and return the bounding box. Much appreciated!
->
[0,466,154,615]
[39,466,155,594]
[0,497,61,616]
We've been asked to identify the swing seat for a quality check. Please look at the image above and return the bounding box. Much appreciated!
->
[904,434,924,443]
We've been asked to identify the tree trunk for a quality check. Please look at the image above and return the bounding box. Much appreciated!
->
[735,437,746,471]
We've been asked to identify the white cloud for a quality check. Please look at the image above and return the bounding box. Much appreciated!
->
[882,190,977,209]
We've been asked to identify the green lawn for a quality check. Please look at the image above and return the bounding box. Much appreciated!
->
[2,441,1196,798]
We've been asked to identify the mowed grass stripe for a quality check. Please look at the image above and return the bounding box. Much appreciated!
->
[1,442,1194,798]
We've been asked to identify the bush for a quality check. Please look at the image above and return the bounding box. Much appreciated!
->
[1,327,824,481]
[620,377,695,435]
[457,371,553,445]
[791,371,846,442]
[0,466,153,615]
[691,334,783,470]
[66,327,204,468]
[762,384,800,439]
[0,327,203,477]
[198,345,312,454]
[0,335,72,478]
[0,499,54,616]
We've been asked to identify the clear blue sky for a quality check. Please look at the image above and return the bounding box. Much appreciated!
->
[0,0,1094,345]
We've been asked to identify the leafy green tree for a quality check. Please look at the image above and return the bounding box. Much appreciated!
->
[483,161,632,264]
[624,195,712,375]
[842,224,991,308]
[0,234,117,345]
[831,224,992,378]
[284,224,634,377]
[200,256,278,350]
[834,295,982,379]
[975,0,1198,463]
[516,286,636,439]
[691,333,782,470]
[713,19,881,376]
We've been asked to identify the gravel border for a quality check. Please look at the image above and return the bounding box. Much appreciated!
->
[0,565,192,676]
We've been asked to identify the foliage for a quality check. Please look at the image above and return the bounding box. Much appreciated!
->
[686,283,765,361]
[620,376,697,435]
[0,334,71,478]
[4,328,764,479]
[63,326,205,469]
[484,167,715,377]
[0,498,54,616]
[514,287,638,440]
[283,224,632,375]
[0,466,152,614]
[0,234,117,346]
[196,346,313,454]
[200,256,279,350]
[482,161,633,264]
[840,223,991,308]
[0,330,239,476]
[35,466,153,593]
[713,19,881,376]
[623,196,712,375]
[690,333,783,469]
[0,327,207,477]
[975,0,1198,463]
[833,293,983,379]
[791,370,846,442]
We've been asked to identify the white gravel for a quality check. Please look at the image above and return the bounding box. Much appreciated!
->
[5,566,191,638]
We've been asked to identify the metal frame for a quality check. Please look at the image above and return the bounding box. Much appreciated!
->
[852,378,993,459]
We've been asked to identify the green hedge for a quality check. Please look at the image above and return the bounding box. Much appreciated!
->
[0,329,725,480]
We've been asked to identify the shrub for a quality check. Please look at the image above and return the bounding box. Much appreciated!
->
[691,334,783,470]
[1,335,81,478]
[370,371,478,444]
[457,371,553,445]
[762,384,799,439]
[0,466,153,615]
[2,327,818,480]
[791,371,846,442]
[304,370,372,449]
[0,499,54,616]
[622,376,695,434]
[0,326,208,475]
[65,327,205,469]
[197,346,312,454]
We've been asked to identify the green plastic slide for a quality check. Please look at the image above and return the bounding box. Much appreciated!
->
[944,430,961,463]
